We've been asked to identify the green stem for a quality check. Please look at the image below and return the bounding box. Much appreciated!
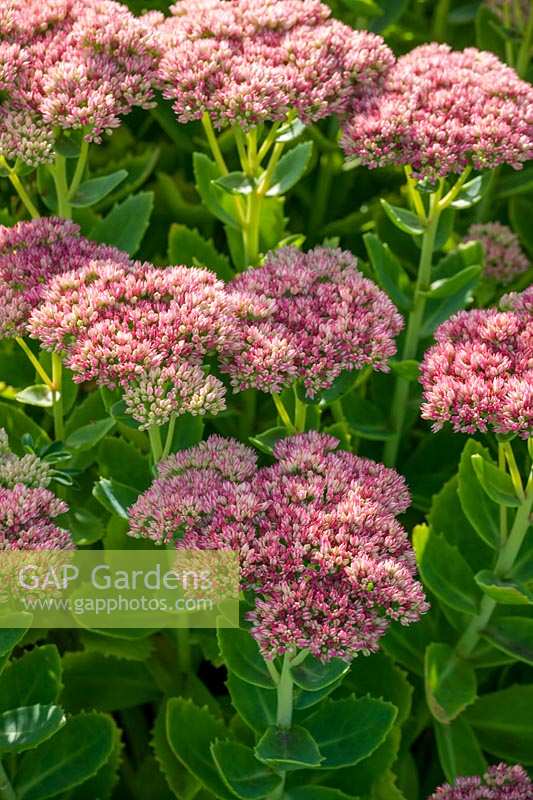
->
[52,353,64,441]
[293,391,307,434]
[498,443,508,544]
[331,399,351,448]
[383,190,442,467]
[51,154,72,219]
[456,475,533,659]
[15,337,54,389]
[272,394,296,434]
[201,112,229,176]
[432,0,450,41]
[517,7,533,77]
[243,189,262,267]
[475,167,499,224]
[502,1,515,65]
[503,440,525,500]
[1,157,41,218]
[148,426,163,464]
[309,152,335,234]
[276,654,294,728]
[404,165,427,223]
[161,415,176,461]
[0,762,15,800]
[68,139,89,199]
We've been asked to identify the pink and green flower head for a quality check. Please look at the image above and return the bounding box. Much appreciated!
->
[220,245,403,397]
[155,0,394,130]
[429,763,532,800]
[342,43,533,179]
[129,432,427,661]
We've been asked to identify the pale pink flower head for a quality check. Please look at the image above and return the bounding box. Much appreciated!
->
[129,432,427,661]
[420,306,532,438]
[342,44,533,179]
[155,0,394,129]
[428,763,532,800]
[0,218,128,338]
[220,246,403,397]
[29,259,238,426]
[0,0,160,164]
[0,483,71,550]
[466,222,529,284]
[0,429,52,489]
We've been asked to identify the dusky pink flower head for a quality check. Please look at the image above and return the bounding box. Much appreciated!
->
[0,217,128,338]
[29,259,238,427]
[341,44,533,179]
[129,431,426,661]
[220,246,403,397]
[501,284,533,315]
[0,428,52,488]
[0,0,160,165]
[155,0,394,129]
[0,483,71,550]
[428,763,532,800]
[420,306,532,438]
[466,222,529,284]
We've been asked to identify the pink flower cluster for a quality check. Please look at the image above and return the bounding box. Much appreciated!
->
[429,763,532,800]
[220,246,403,397]
[29,258,238,428]
[155,0,394,129]
[466,222,529,284]
[0,0,159,166]
[420,301,532,438]
[0,217,127,338]
[129,432,427,661]
[501,284,533,315]
[0,483,71,550]
[0,428,51,488]
[342,44,533,179]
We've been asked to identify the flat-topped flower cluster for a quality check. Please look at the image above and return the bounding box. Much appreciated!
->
[466,222,529,285]
[0,0,159,165]
[342,43,533,178]
[220,246,403,396]
[129,432,428,661]
[155,0,394,129]
[420,288,532,438]
[429,763,532,800]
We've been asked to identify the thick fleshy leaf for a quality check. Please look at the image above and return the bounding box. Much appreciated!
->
[475,570,533,605]
[65,418,115,452]
[434,717,487,784]
[425,643,477,724]
[0,645,62,713]
[217,627,275,689]
[413,524,480,615]
[255,725,322,769]
[168,223,233,280]
[465,684,533,764]
[291,655,349,692]
[211,740,282,799]
[380,200,424,235]
[226,672,276,734]
[70,170,127,207]
[90,192,153,255]
[302,696,397,769]
[483,617,533,665]
[471,454,521,507]
[14,712,116,799]
[0,704,65,753]
[458,440,500,548]
[16,385,56,408]
[166,698,234,799]
[266,142,313,196]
